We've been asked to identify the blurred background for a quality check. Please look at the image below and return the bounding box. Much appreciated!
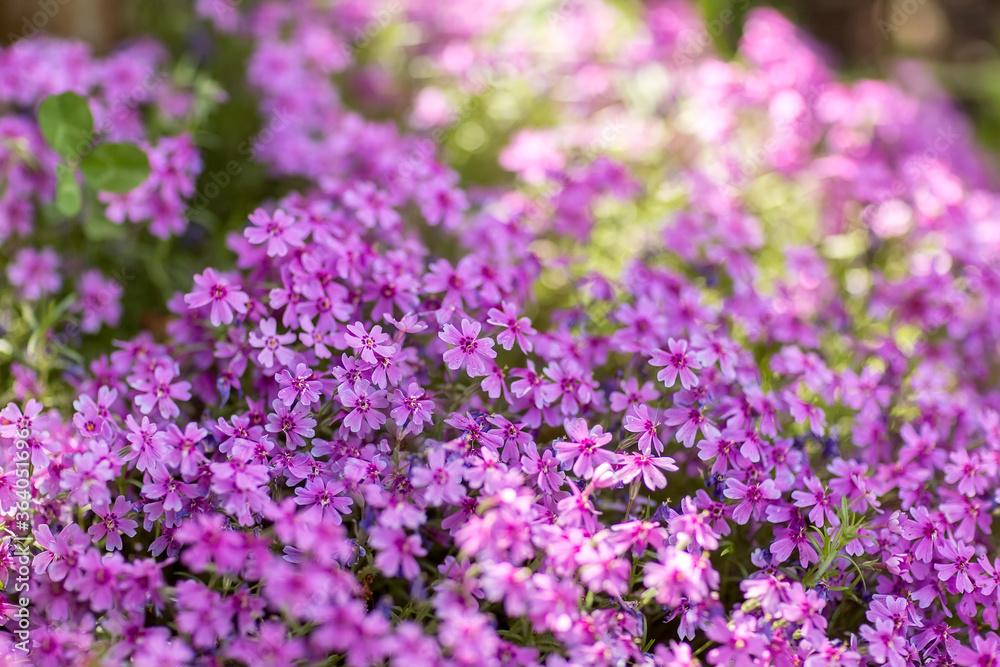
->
[3,0,1000,146]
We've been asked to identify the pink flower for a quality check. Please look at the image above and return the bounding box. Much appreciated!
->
[265,399,317,448]
[245,208,308,256]
[184,268,249,326]
[791,476,839,528]
[438,319,496,377]
[487,302,536,353]
[663,405,720,448]
[88,495,138,551]
[248,318,297,368]
[129,365,191,419]
[411,448,465,506]
[344,321,396,364]
[293,478,353,524]
[338,380,388,434]
[650,338,701,389]
[369,526,425,579]
[616,452,678,490]
[623,404,664,454]
[7,247,61,300]
[724,478,781,524]
[553,418,617,478]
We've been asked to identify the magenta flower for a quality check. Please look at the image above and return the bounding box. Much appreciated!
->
[122,414,168,472]
[553,418,617,478]
[129,365,192,419]
[663,404,720,448]
[487,302,536,353]
[337,380,388,434]
[623,404,664,454]
[725,478,781,525]
[650,338,701,389]
[265,399,316,448]
[935,539,975,593]
[71,269,123,333]
[411,448,466,506]
[6,246,61,300]
[369,526,426,579]
[344,321,396,364]
[276,363,323,407]
[790,476,839,527]
[245,208,308,256]
[184,267,249,326]
[88,495,138,552]
[249,318,297,368]
[616,452,678,490]
[293,478,353,524]
[438,318,497,377]
[390,382,434,435]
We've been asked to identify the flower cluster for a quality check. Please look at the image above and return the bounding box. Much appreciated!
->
[1,1,1000,666]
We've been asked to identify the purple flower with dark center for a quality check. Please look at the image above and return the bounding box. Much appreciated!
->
[438,318,496,377]
[88,495,139,551]
[184,267,249,326]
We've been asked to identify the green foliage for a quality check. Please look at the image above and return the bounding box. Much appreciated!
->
[37,92,94,161]
[79,143,152,193]
[38,93,152,203]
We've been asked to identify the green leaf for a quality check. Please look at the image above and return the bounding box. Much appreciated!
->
[55,163,81,216]
[82,215,127,242]
[80,142,151,193]
[38,92,94,160]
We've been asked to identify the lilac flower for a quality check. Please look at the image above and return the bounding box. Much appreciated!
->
[7,246,61,300]
[616,452,678,490]
[248,317,297,368]
[276,363,323,407]
[390,382,434,435]
[88,495,139,551]
[71,269,123,333]
[369,526,426,579]
[293,478,353,524]
[725,478,781,525]
[265,399,316,448]
[344,321,396,363]
[122,415,168,472]
[553,418,617,478]
[623,404,664,454]
[438,318,497,377]
[184,268,249,326]
[245,208,308,256]
[487,302,536,353]
[411,448,465,506]
[338,380,388,433]
[650,338,701,389]
[129,365,192,419]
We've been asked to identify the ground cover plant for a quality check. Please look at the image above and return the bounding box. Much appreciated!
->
[1,1,999,665]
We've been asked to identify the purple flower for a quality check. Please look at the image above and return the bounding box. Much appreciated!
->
[245,208,308,256]
[276,363,323,407]
[487,302,536,353]
[129,365,192,419]
[248,317,297,368]
[265,399,317,448]
[438,318,496,377]
[650,338,701,389]
[293,478,353,524]
[725,478,781,525]
[344,321,396,364]
[338,380,388,434]
[7,246,61,300]
[553,418,616,478]
[184,268,249,326]
[411,447,466,506]
[88,495,138,551]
